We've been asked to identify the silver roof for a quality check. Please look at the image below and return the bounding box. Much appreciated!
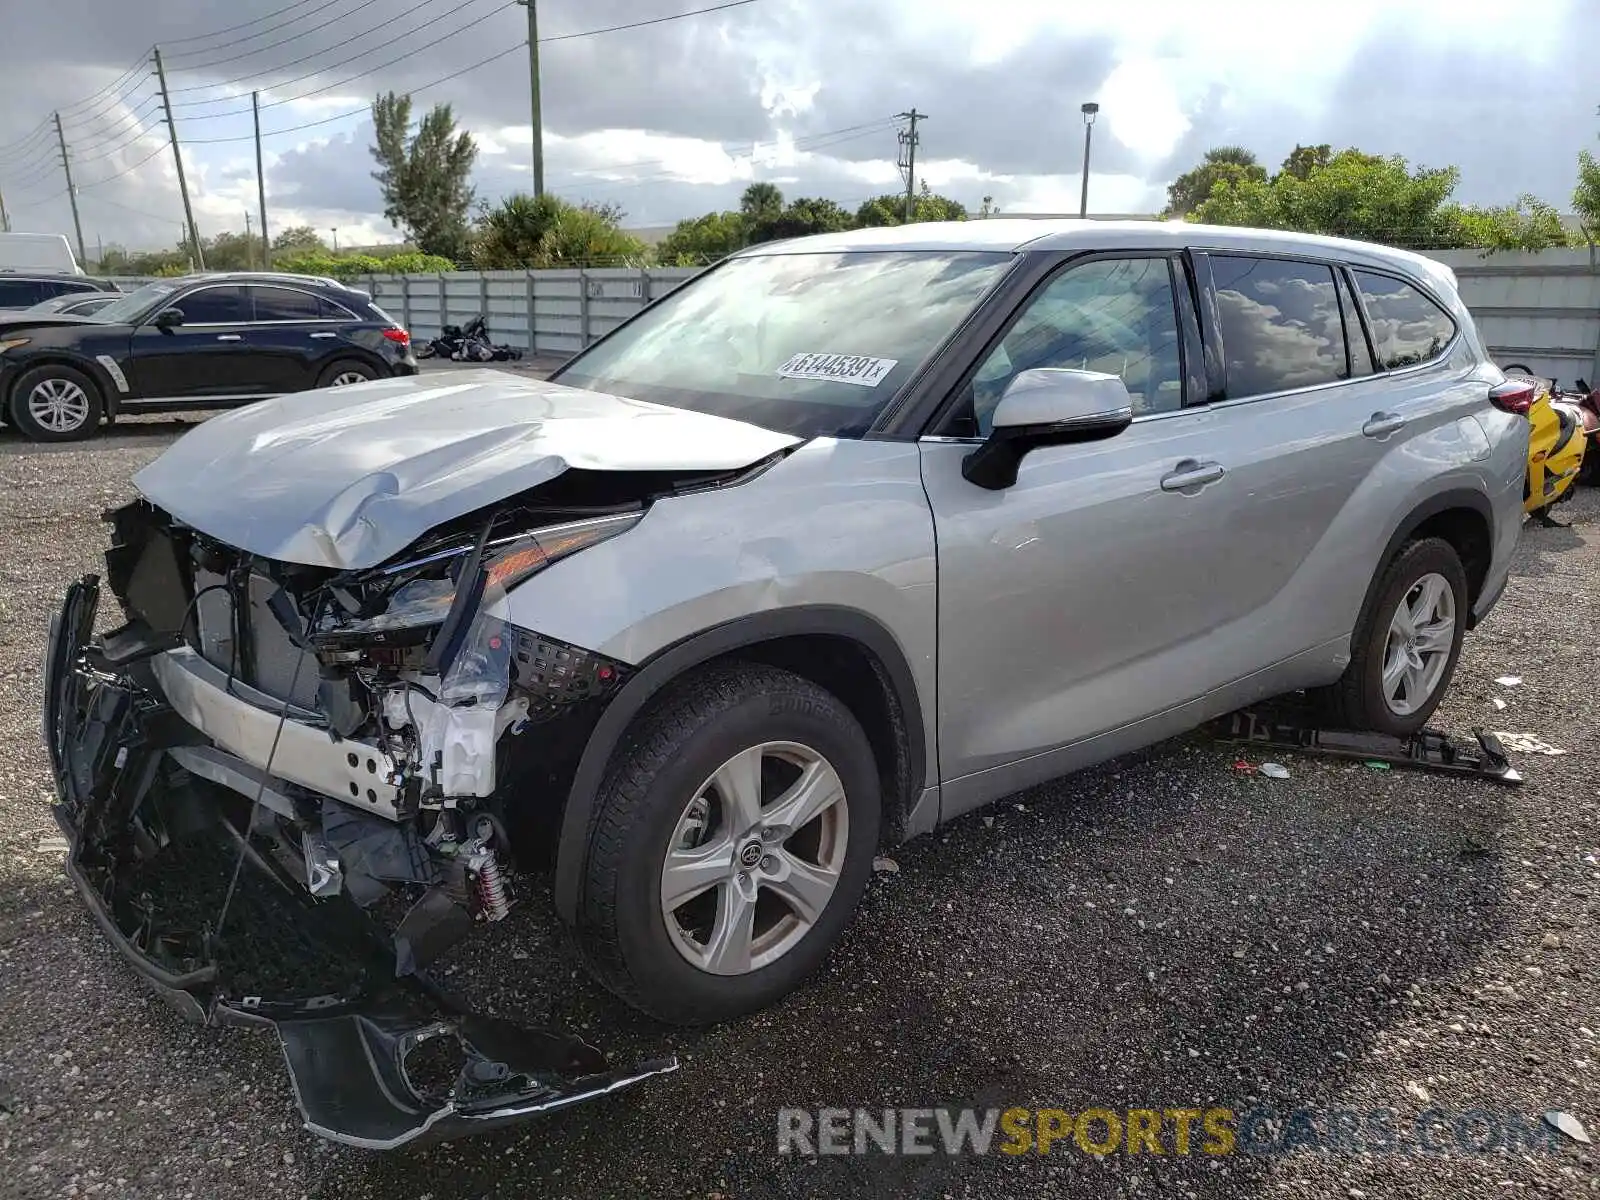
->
[736,219,1456,290]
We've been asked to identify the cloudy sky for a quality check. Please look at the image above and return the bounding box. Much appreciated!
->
[0,0,1593,254]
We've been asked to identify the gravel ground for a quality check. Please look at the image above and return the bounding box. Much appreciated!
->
[0,416,1597,1200]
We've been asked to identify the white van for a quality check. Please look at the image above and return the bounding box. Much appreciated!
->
[0,232,82,275]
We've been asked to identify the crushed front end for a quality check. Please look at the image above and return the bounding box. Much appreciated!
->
[43,498,677,1150]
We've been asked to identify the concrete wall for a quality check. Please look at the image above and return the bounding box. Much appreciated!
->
[95,250,1600,383]
[1427,248,1600,386]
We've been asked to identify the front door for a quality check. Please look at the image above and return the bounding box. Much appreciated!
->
[127,284,274,400]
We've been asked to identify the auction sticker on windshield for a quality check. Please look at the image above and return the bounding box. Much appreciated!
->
[777,352,899,388]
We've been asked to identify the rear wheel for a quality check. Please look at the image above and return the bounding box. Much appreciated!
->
[317,359,378,388]
[8,363,103,442]
[1312,537,1468,735]
[570,663,881,1025]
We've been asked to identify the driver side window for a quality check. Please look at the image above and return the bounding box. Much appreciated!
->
[960,257,1184,436]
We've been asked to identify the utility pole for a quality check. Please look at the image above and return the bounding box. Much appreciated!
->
[0,186,9,233]
[153,46,205,270]
[515,0,544,195]
[244,210,253,268]
[896,110,925,223]
[53,113,87,269]
[253,91,270,268]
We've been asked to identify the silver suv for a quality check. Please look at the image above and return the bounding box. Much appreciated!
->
[45,221,1526,1144]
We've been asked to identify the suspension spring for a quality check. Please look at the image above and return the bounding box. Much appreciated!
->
[475,850,511,922]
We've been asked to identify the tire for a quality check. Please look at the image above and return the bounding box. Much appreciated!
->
[1311,537,1468,735]
[7,363,103,443]
[316,359,378,388]
[571,663,881,1025]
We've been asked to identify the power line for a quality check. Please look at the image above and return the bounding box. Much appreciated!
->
[167,0,398,69]
[162,0,326,45]
[540,0,761,43]
[181,42,529,143]
[0,117,56,161]
[169,0,512,105]
[78,139,173,190]
[55,49,155,118]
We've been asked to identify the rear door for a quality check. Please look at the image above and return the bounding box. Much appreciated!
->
[240,284,342,392]
[126,284,275,400]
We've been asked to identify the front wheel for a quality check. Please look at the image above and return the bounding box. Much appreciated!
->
[1311,537,1468,735]
[570,664,881,1025]
[8,363,103,442]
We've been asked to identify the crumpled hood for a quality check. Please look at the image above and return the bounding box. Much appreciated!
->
[132,369,800,570]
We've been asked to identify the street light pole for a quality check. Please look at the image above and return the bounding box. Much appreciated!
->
[1079,101,1099,219]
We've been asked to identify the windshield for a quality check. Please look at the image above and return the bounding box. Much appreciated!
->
[554,250,1012,438]
[88,280,178,324]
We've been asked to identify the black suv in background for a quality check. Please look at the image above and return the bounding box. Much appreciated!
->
[0,273,118,312]
[0,272,418,441]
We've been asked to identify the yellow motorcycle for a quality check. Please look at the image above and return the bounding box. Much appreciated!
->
[1500,370,1587,524]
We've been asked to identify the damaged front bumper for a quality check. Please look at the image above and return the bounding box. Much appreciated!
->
[43,574,676,1150]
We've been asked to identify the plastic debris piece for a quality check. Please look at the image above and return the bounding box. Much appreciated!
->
[1364,761,1391,771]
[34,835,69,855]
[1491,697,1507,711]
[1494,675,1522,687]
[1259,762,1290,779]
[1406,1081,1432,1104]
[872,857,900,874]
[1543,1110,1591,1145]
[1232,760,1256,773]
[1493,732,1568,756]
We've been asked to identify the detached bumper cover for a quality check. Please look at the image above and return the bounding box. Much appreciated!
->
[44,574,676,1150]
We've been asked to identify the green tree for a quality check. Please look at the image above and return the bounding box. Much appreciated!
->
[1163,146,1267,217]
[271,225,327,254]
[471,193,646,268]
[746,196,853,244]
[197,230,265,270]
[739,182,784,224]
[656,210,749,265]
[1452,195,1571,253]
[854,181,968,226]
[1280,143,1333,181]
[1574,148,1600,248]
[1192,149,1465,247]
[370,91,477,260]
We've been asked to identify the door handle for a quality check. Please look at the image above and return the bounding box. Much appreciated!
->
[215,334,242,342]
[1362,411,1406,438]
[1160,459,1226,491]
[309,331,337,339]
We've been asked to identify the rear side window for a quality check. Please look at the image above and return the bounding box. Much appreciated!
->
[248,286,324,322]
[36,278,98,298]
[1351,271,1456,370]
[1210,256,1348,398]
[0,279,43,306]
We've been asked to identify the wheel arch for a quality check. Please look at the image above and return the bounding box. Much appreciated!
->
[551,605,928,923]
[3,352,117,420]
[1359,489,1494,636]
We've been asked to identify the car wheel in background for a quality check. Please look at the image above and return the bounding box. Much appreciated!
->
[8,363,103,442]
[317,359,378,388]
[1311,537,1468,736]
[571,663,881,1025]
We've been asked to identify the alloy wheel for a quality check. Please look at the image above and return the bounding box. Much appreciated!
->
[660,740,849,976]
[330,371,370,387]
[26,377,90,433]
[1381,571,1456,716]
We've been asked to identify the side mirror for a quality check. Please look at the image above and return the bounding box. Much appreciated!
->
[961,368,1135,490]
[153,307,184,330]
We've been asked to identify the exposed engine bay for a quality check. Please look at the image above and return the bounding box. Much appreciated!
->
[39,474,767,1147]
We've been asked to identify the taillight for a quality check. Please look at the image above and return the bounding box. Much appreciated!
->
[382,327,410,346]
[1488,380,1535,415]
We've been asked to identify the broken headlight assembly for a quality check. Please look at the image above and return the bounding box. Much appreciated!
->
[314,511,641,650]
